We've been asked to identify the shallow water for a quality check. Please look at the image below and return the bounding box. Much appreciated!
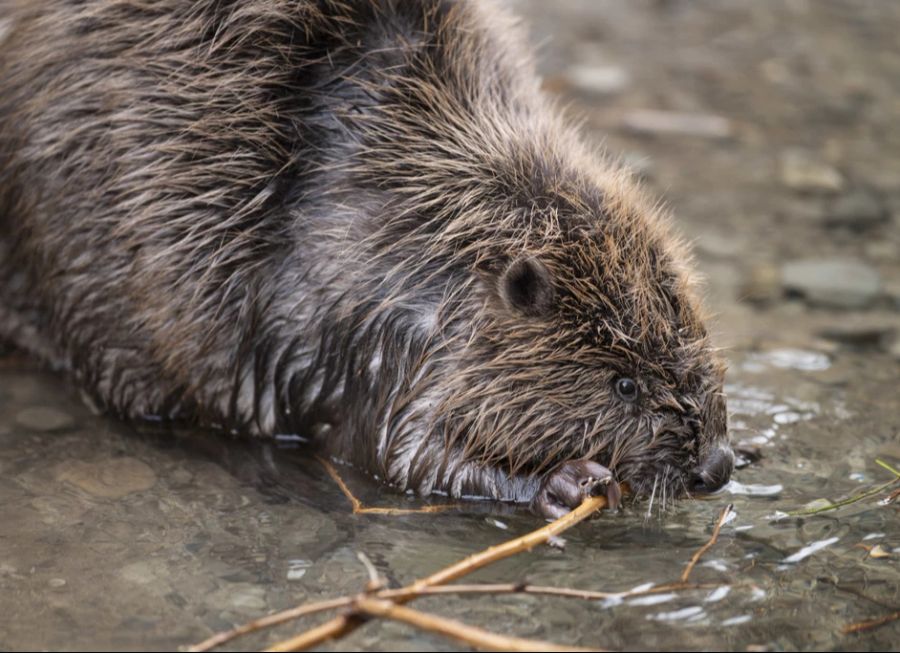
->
[1,339,898,651]
[2,0,900,651]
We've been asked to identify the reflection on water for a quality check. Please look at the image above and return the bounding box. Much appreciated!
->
[1,338,897,651]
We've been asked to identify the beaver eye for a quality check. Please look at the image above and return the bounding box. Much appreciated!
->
[615,377,639,402]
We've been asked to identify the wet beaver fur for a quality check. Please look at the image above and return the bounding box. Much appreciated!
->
[0,0,733,517]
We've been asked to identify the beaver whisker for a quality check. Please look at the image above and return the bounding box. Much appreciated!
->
[646,473,659,519]
[678,471,693,502]
[661,465,670,514]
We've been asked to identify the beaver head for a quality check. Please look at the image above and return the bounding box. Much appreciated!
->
[417,162,733,510]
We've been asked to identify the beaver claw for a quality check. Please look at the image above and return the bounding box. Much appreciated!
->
[532,460,619,520]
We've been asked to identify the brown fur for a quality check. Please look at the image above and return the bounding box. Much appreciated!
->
[0,0,731,511]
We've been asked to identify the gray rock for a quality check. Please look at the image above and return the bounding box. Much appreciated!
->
[864,239,898,263]
[695,233,742,259]
[884,277,900,310]
[780,149,844,193]
[15,406,74,432]
[781,259,881,309]
[824,190,888,230]
[566,64,630,95]
[889,334,900,361]
[621,110,732,139]
[229,586,267,612]
[740,263,781,305]
[817,323,896,348]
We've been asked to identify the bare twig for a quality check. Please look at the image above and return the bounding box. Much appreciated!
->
[407,494,610,593]
[385,581,719,602]
[841,610,900,635]
[680,504,733,583]
[785,481,900,516]
[190,578,719,652]
[318,456,457,514]
[819,577,898,612]
[262,494,612,652]
[265,615,359,652]
[188,597,353,652]
[354,596,602,652]
[786,458,900,517]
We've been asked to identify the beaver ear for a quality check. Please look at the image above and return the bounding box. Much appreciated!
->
[500,257,555,317]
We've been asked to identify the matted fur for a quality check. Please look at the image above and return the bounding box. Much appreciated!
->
[0,0,730,507]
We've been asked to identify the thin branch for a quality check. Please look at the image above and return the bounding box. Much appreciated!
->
[384,581,720,602]
[785,479,900,516]
[187,597,353,653]
[318,455,457,514]
[354,596,602,652]
[841,610,900,635]
[786,458,900,517]
[265,615,361,652]
[406,494,609,593]
[680,504,733,583]
[875,458,900,478]
[819,577,899,612]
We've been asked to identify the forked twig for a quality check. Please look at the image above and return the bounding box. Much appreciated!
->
[190,494,611,652]
[191,495,743,653]
[189,579,720,652]
[263,494,611,651]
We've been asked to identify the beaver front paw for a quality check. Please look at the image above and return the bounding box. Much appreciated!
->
[532,460,620,520]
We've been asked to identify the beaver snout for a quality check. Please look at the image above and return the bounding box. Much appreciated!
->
[690,446,734,494]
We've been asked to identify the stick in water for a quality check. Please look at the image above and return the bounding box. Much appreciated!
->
[680,504,733,583]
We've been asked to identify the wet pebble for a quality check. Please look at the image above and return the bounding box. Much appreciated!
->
[54,457,157,499]
[695,233,742,260]
[48,578,66,588]
[824,189,888,230]
[621,109,732,139]
[740,263,781,305]
[230,587,267,612]
[888,334,900,360]
[817,322,896,349]
[779,149,844,193]
[781,259,880,309]
[884,278,900,311]
[15,406,74,432]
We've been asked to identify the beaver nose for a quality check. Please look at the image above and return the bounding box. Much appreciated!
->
[690,446,734,494]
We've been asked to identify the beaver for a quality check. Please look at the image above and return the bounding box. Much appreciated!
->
[0,0,733,518]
